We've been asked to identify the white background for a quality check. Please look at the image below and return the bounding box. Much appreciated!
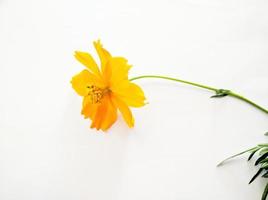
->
[1,0,268,199]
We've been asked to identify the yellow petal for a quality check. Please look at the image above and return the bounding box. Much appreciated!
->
[89,95,118,131]
[71,70,93,96]
[71,70,105,96]
[100,95,117,131]
[111,94,134,128]
[74,51,101,76]
[112,81,146,107]
[107,57,132,87]
[81,96,99,120]
[93,40,111,74]
[90,99,108,130]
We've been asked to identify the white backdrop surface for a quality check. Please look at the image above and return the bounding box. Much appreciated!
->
[1,0,268,199]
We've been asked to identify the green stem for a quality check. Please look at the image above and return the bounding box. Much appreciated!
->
[229,91,268,114]
[130,75,218,92]
[130,75,268,115]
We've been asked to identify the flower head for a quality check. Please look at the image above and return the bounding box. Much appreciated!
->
[71,40,146,131]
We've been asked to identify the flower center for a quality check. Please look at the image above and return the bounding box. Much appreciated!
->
[87,85,109,104]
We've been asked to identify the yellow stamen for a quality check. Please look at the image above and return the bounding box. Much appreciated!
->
[87,85,109,104]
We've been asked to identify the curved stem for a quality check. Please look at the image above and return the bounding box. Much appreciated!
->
[130,75,218,92]
[229,91,268,114]
[130,75,268,114]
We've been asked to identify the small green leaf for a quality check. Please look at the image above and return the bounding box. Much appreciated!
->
[262,163,268,169]
[211,89,230,98]
[211,93,228,98]
[260,158,268,164]
[217,146,258,167]
[249,168,263,184]
[255,152,268,166]
[248,149,259,161]
[260,148,268,156]
[262,183,268,200]
[258,144,268,148]
[262,171,268,178]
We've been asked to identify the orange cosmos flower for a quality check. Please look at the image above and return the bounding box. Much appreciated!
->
[71,40,146,131]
